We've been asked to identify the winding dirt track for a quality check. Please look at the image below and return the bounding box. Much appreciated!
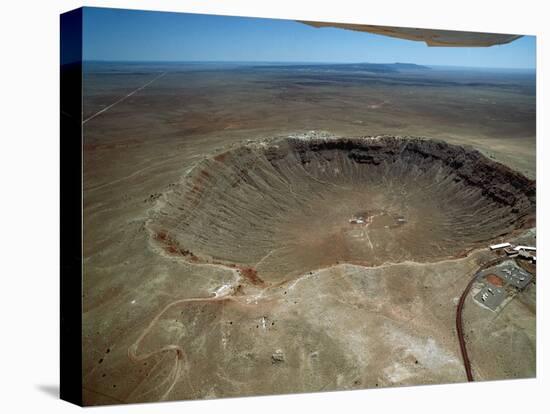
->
[128,294,235,400]
[455,256,509,381]
[456,274,477,381]
[127,272,272,401]
[130,251,527,399]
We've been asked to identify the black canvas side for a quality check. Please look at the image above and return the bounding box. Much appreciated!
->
[60,7,83,407]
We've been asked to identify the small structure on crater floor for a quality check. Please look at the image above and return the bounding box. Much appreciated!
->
[349,210,407,229]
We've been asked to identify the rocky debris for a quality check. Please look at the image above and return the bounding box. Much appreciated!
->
[238,267,266,287]
[144,193,162,203]
[271,349,285,364]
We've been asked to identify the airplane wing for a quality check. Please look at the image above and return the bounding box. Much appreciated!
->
[299,21,522,47]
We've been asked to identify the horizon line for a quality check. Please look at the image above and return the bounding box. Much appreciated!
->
[81,59,536,71]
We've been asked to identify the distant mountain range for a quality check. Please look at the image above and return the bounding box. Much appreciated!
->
[82,60,433,75]
[247,62,431,74]
[392,62,431,70]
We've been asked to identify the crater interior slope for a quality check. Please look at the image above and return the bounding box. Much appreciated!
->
[148,135,535,282]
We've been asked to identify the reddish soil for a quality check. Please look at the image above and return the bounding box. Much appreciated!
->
[153,230,199,261]
[485,274,504,287]
[214,152,228,162]
[238,267,266,287]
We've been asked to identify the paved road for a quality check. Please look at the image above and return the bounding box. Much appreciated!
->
[82,71,167,124]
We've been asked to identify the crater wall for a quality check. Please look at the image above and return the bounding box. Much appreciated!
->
[147,136,535,282]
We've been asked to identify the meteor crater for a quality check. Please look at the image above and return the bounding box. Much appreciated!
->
[148,135,535,282]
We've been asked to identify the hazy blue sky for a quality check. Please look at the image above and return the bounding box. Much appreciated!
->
[82,7,536,69]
